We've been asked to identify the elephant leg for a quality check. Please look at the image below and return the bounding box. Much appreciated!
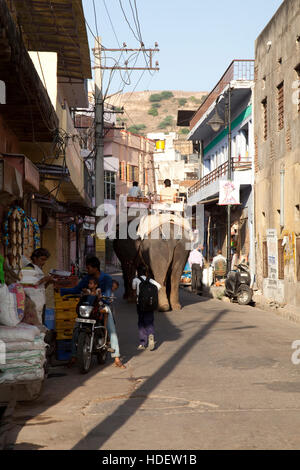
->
[169,244,188,311]
[150,264,170,312]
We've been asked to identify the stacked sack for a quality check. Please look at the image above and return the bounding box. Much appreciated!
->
[0,283,46,385]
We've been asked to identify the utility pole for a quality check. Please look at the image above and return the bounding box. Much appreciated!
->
[94,37,106,269]
[93,42,160,264]
[226,88,232,274]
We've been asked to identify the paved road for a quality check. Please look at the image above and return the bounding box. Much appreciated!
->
[8,279,300,450]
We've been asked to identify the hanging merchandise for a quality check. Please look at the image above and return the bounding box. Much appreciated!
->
[2,206,41,272]
[30,217,41,249]
[0,254,4,284]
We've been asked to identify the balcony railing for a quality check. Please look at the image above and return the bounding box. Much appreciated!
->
[190,60,255,130]
[188,158,252,197]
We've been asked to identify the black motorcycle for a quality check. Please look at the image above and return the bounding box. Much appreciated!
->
[68,294,113,374]
[225,264,253,305]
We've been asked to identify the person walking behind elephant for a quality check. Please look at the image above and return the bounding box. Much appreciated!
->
[132,266,161,351]
[188,245,204,295]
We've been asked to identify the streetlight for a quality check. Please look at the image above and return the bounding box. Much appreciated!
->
[207,88,232,273]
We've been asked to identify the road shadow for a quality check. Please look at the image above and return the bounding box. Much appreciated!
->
[71,308,229,449]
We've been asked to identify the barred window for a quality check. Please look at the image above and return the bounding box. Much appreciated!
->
[277,82,284,130]
[262,98,268,141]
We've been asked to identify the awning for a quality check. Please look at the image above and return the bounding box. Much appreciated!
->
[0,0,58,141]
[13,0,91,80]
[1,153,40,191]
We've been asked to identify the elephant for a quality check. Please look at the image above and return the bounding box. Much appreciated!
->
[113,217,191,312]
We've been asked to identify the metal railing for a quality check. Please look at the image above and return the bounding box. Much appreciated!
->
[190,60,254,130]
[188,158,252,197]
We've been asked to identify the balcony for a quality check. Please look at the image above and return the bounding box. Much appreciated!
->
[188,158,252,198]
[190,60,254,131]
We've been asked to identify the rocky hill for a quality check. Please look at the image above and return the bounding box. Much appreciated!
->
[107,90,207,136]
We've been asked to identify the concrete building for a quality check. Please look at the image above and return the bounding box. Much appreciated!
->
[187,60,255,272]
[0,0,92,280]
[254,0,300,305]
[147,131,199,199]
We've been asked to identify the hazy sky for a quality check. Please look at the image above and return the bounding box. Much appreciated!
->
[83,0,283,95]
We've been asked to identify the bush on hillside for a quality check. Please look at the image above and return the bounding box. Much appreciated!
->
[148,107,159,117]
[149,93,163,102]
[161,91,174,100]
[128,124,146,134]
[178,98,187,107]
[158,115,174,129]
[179,128,190,135]
[149,91,174,103]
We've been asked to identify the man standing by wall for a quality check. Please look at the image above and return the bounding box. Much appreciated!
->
[188,245,204,295]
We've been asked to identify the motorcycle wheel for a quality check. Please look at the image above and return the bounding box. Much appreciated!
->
[97,349,108,365]
[237,286,252,305]
[77,332,92,374]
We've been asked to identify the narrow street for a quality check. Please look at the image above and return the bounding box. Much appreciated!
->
[8,277,300,450]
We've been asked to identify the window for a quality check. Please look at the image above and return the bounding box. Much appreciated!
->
[119,162,125,181]
[278,239,284,280]
[262,98,268,141]
[277,82,284,130]
[263,241,268,278]
[104,171,116,200]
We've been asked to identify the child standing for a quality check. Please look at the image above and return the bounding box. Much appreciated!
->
[132,266,161,351]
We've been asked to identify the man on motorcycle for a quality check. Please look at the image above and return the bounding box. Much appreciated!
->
[60,256,126,369]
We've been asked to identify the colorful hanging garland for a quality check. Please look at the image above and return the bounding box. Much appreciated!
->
[29,217,41,249]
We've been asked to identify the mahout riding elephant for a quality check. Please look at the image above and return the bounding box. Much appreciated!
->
[113,217,191,312]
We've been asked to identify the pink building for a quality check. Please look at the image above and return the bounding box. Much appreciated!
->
[104,128,156,212]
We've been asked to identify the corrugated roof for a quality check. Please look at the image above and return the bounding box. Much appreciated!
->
[13,0,92,80]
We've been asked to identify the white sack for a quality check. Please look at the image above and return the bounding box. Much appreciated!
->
[5,338,45,352]
[0,368,44,384]
[0,284,22,327]
[0,323,40,342]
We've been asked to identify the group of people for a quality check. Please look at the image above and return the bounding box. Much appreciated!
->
[129,179,178,204]
[22,249,160,369]
[188,245,227,293]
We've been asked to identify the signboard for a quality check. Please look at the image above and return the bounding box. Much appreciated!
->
[267,229,278,280]
[218,181,240,205]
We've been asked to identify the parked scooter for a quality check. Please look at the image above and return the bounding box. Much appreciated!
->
[225,264,253,305]
[67,294,113,374]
